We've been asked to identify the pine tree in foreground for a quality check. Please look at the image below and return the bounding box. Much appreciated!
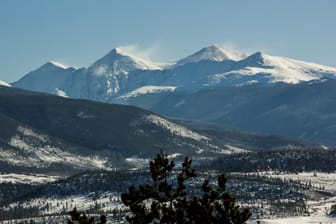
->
[68,207,106,224]
[121,151,251,223]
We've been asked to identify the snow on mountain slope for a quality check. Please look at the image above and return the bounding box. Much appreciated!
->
[0,126,109,170]
[131,114,210,142]
[0,80,11,87]
[12,61,77,94]
[11,44,336,105]
[89,47,162,76]
[176,45,247,66]
[204,52,336,86]
[116,85,176,101]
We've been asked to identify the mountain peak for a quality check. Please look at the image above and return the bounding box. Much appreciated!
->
[113,47,134,57]
[242,51,268,66]
[89,47,161,75]
[104,47,127,57]
[39,61,70,71]
[230,51,336,84]
[176,45,246,66]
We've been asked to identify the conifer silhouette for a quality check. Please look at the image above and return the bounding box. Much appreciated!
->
[68,207,106,224]
[121,151,251,223]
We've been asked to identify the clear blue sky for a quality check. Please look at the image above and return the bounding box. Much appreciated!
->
[0,0,335,83]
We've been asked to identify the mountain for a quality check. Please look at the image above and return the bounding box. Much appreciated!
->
[13,61,78,97]
[88,47,162,76]
[0,86,212,166]
[175,45,246,66]
[11,44,336,145]
[224,52,336,85]
[147,78,336,146]
[0,86,318,175]
[13,45,336,97]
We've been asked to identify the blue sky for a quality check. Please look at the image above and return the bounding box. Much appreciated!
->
[0,0,335,83]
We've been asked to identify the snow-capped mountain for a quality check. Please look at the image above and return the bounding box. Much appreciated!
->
[217,52,336,85]
[0,80,11,87]
[13,61,77,96]
[88,47,162,76]
[11,44,336,146]
[13,44,336,99]
[176,45,247,66]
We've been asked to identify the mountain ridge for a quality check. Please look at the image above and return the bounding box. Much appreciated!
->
[10,44,336,146]
[13,44,336,94]
[0,86,318,175]
[175,45,247,66]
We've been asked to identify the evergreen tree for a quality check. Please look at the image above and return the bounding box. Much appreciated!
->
[329,204,336,215]
[68,207,106,224]
[121,151,251,223]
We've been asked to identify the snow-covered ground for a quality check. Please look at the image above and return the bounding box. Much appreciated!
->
[250,196,336,223]
[251,215,336,224]
[243,171,336,224]
[250,171,336,191]
[1,171,336,223]
[141,114,210,141]
[0,173,59,185]
[1,192,127,223]
[1,126,109,169]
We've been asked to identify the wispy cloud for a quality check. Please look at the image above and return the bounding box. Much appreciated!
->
[52,58,82,69]
[118,42,162,61]
[217,41,249,54]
